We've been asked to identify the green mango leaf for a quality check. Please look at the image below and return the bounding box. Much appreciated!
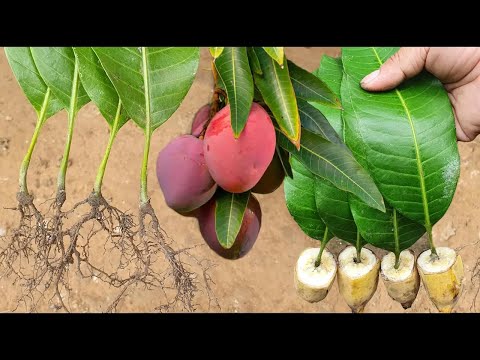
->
[215,190,250,249]
[74,47,129,129]
[253,48,300,148]
[290,58,358,246]
[314,177,361,246]
[297,99,343,145]
[210,47,224,59]
[277,127,385,212]
[349,196,425,254]
[214,47,254,137]
[93,47,199,133]
[312,56,343,137]
[262,47,284,66]
[30,47,90,112]
[288,60,341,109]
[284,157,331,240]
[247,47,262,75]
[341,47,460,237]
[313,52,426,254]
[5,47,63,119]
[314,56,425,254]
[253,86,264,102]
[276,146,293,179]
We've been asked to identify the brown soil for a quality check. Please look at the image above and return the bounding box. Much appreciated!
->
[0,47,479,313]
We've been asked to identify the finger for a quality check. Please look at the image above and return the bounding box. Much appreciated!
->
[454,113,471,142]
[361,47,429,92]
[448,82,480,142]
[447,93,470,141]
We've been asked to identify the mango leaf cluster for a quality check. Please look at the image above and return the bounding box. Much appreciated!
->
[285,47,460,261]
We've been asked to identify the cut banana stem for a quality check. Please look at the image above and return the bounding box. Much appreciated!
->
[338,246,380,313]
[294,247,337,303]
[417,247,464,313]
[381,250,420,309]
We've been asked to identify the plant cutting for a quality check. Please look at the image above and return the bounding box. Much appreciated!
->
[284,157,336,302]
[285,47,462,312]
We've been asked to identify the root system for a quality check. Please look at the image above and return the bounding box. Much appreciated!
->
[1,193,218,313]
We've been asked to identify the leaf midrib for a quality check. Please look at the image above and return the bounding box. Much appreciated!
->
[231,49,238,132]
[370,47,431,231]
[271,58,295,136]
[8,55,47,111]
[141,47,151,135]
[291,76,329,102]
[300,143,377,207]
[217,192,249,248]
[226,193,235,247]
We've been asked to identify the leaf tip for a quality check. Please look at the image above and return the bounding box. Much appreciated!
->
[377,199,386,213]
[291,137,301,151]
[334,98,343,110]
[231,120,247,139]
[290,120,302,150]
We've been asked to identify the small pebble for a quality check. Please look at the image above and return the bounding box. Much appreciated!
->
[5,115,12,121]
[112,226,122,237]
[470,170,480,178]
[440,222,456,242]
[0,227,6,237]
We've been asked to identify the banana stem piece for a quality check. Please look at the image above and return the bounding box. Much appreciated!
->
[381,250,420,309]
[294,247,337,303]
[417,247,464,313]
[337,246,380,313]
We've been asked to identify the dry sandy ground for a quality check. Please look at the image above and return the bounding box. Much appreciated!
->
[0,47,479,313]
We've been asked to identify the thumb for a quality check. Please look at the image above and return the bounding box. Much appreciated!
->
[360,47,429,91]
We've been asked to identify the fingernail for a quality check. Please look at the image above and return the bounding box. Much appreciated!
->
[361,70,380,85]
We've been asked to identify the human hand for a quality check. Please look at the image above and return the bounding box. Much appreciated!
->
[360,47,480,142]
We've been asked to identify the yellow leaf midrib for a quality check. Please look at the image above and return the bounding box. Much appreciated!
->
[370,47,431,231]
